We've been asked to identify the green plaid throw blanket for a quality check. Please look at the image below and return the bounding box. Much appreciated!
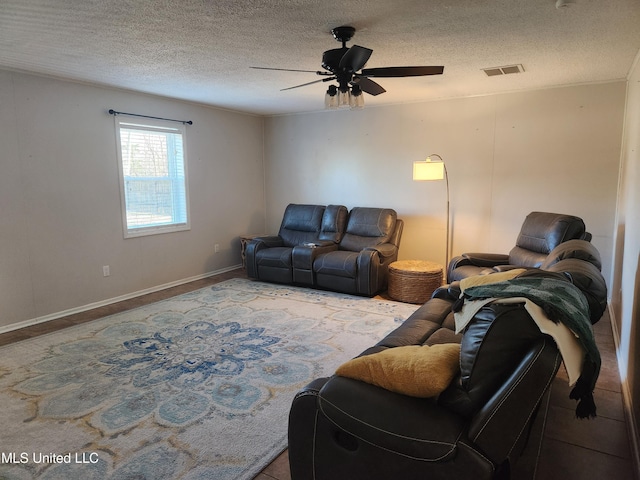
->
[463,277,600,418]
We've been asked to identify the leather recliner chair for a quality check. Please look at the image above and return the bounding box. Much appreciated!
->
[447,211,590,283]
[246,204,348,284]
[288,240,606,480]
[313,207,403,296]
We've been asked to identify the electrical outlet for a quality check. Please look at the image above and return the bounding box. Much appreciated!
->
[214,244,220,253]
[103,265,110,277]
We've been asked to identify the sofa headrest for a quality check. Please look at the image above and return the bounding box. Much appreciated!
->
[541,239,602,271]
[515,212,586,255]
[340,208,397,251]
[279,204,326,247]
[318,205,348,243]
[280,204,325,233]
[345,208,397,237]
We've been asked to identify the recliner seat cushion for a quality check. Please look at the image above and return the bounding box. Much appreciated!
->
[255,247,293,268]
[314,251,359,278]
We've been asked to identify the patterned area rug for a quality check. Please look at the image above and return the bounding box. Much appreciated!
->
[0,278,417,480]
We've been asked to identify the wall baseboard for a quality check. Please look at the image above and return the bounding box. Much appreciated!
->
[608,304,640,480]
[0,265,242,336]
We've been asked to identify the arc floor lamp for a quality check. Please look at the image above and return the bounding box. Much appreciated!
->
[413,154,450,266]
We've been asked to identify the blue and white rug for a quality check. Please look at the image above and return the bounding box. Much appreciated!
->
[0,278,417,479]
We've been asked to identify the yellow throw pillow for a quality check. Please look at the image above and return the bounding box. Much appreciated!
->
[335,343,461,398]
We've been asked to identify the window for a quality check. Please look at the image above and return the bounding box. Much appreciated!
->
[115,119,190,238]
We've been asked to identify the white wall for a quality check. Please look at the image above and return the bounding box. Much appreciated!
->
[0,70,266,330]
[0,71,627,337]
[611,53,640,456]
[264,82,625,284]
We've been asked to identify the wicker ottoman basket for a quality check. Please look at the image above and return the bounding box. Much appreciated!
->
[387,260,444,304]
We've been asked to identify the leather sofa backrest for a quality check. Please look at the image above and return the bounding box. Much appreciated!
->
[318,205,348,243]
[278,204,325,247]
[438,304,544,419]
[508,211,587,267]
[546,258,607,324]
[540,238,602,271]
[541,239,606,323]
[339,208,397,252]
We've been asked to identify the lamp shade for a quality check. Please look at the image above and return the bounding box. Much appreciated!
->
[413,159,445,181]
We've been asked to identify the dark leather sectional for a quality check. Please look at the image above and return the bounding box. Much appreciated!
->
[287,220,607,479]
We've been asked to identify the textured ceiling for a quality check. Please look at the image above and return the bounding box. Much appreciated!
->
[1,0,640,115]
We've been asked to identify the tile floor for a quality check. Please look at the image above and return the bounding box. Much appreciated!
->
[0,268,637,480]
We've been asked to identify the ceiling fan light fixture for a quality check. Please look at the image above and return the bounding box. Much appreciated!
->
[350,84,364,110]
[256,26,444,110]
[338,85,351,108]
[325,85,339,109]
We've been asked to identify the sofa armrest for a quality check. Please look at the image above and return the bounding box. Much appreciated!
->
[447,253,511,283]
[356,244,399,295]
[244,235,284,278]
[491,264,522,273]
[432,282,461,301]
[448,253,509,273]
[317,376,463,461]
[294,239,337,249]
[288,377,331,480]
[461,253,510,267]
[292,243,339,284]
[245,237,285,278]
[251,235,284,248]
[363,243,398,260]
[468,337,561,463]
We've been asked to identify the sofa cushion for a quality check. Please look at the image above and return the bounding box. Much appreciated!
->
[340,208,397,252]
[336,344,461,398]
[256,247,293,268]
[314,250,359,278]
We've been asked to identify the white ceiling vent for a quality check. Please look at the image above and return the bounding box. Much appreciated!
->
[482,64,525,77]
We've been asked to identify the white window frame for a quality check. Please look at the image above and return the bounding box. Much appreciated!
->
[114,118,191,238]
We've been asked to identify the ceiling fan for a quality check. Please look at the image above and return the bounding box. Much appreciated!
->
[252,26,444,108]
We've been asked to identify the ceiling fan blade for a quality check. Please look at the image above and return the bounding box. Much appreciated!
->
[352,76,386,96]
[360,66,444,77]
[339,45,373,72]
[251,66,328,74]
[280,77,335,91]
